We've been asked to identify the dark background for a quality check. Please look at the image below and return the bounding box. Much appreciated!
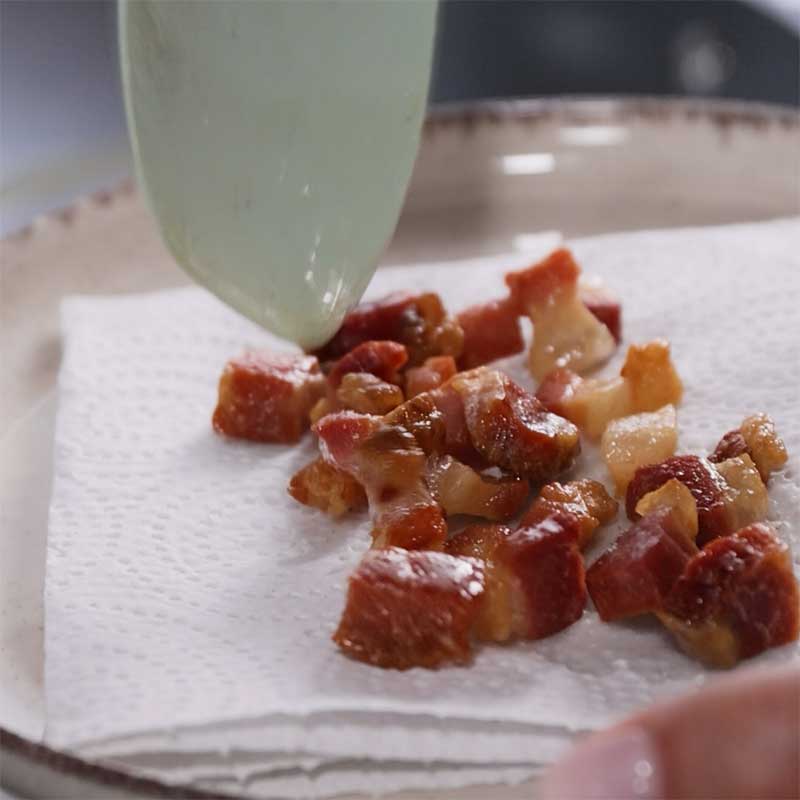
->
[2,0,798,235]
[433,0,799,105]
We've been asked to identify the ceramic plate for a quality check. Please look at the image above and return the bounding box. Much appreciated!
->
[2,98,799,800]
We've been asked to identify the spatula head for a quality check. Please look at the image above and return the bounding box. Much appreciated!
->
[120,0,436,347]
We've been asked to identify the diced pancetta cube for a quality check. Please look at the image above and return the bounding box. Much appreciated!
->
[456,298,524,369]
[336,373,405,415]
[388,367,581,481]
[661,523,799,667]
[310,368,580,548]
[451,368,581,482]
[327,340,408,388]
[495,512,587,640]
[311,293,417,361]
[405,355,458,398]
[621,339,685,412]
[587,507,698,622]
[626,452,770,546]
[714,454,769,533]
[212,352,326,443]
[308,341,407,422]
[520,478,618,548]
[384,390,450,457]
[425,455,529,522]
[537,340,683,439]
[601,405,678,495]
[445,523,515,642]
[580,281,622,344]
[315,411,447,550]
[426,383,482,466]
[288,458,367,517]
[312,292,463,367]
[333,548,486,669]
[709,413,788,482]
[446,512,587,642]
[370,502,449,552]
[634,479,699,542]
[505,249,617,379]
[626,455,730,544]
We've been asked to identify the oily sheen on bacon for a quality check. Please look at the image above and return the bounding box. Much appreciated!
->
[210,246,797,671]
[333,548,486,669]
[310,291,464,367]
[335,513,589,669]
[314,368,580,548]
[212,352,326,443]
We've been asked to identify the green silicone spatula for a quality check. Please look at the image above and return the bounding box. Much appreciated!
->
[120,0,436,348]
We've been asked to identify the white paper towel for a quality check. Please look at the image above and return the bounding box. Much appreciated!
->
[45,221,800,797]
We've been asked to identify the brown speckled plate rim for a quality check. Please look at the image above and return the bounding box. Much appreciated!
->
[0,729,237,800]
[1,96,798,800]
[422,94,799,131]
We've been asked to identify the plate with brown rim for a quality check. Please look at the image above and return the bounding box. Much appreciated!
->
[2,97,799,800]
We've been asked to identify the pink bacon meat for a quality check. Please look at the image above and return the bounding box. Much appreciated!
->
[505,248,617,380]
[213,352,325,443]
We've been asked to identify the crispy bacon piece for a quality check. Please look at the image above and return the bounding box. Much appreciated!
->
[505,249,616,380]
[384,391,450,457]
[580,282,622,344]
[621,339,684,411]
[369,503,448,552]
[709,413,788,482]
[336,373,404,416]
[456,298,525,369]
[315,411,447,550]
[288,458,367,517]
[661,523,800,667]
[308,341,407,423]
[626,452,770,546]
[601,405,678,495]
[451,368,580,482]
[520,479,618,549]
[388,367,580,480]
[327,340,408,389]
[537,340,683,439]
[426,383,481,465]
[311,292,463,367]
[497,513,587,639]
[394,293,464,366]
[445,522,509,561]
[405,356,458,398]
[634,479,700,542]
[308,342,407,423]
[534,367,585,417]
[445,523,514,641]
[587,507,698,622]
[333,548,486,669]
[626,455,729,544]
[447,513,587,642]
[212,352,326,443]
[709,429,747,465]
[715,454,769,533]
[313,369,579,544]
[425,455,529,522]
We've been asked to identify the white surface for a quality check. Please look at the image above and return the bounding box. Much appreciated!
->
[43,220,800,796]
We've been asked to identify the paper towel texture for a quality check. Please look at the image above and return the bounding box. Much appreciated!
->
[45,221,800,794]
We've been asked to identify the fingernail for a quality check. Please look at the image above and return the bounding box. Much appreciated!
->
[541,726,663,800]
